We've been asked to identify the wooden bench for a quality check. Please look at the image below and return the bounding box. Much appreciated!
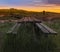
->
[7,23,21,34]
[35,23,57,35]
[18,17,41,23]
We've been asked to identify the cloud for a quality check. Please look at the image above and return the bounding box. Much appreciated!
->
[48,0,60,4]
[27,0,48,7]
[31,0,60,7]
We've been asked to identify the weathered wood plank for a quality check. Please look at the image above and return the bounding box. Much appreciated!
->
[12,23,21,34]
[18,17,41,23]
[36,23,50,34]
[39,23,57,34]
[36,23,57,34]
[7,23,18,33]
[7,23,21,34]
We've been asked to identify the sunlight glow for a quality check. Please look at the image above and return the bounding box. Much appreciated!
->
[0,5,60,13]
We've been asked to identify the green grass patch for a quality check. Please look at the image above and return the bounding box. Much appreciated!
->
[44,20,60,52]
[0,22,15,32]
[2,23,57,52]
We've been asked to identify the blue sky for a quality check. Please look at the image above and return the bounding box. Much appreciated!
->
[0,0,60,6]
[0,0,48,6]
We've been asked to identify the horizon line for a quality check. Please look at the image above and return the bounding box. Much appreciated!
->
[0,6,60,13]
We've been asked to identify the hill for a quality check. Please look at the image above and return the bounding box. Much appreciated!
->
[0,9,60,20]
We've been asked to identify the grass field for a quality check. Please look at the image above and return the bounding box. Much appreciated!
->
[44,20,60,52]
[0,22,15,52]
[0,20,60,52]
[0,22,15,32]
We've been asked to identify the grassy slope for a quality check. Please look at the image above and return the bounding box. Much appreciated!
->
[1,23,57,52]
[44,20,60,51]
[0,20,60,52]
[0,22,15,52]
[0,22,15,32]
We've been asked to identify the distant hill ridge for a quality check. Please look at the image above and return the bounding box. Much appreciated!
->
[0,9,60,20]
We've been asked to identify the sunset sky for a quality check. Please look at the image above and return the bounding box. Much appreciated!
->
[0,0,60,13]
